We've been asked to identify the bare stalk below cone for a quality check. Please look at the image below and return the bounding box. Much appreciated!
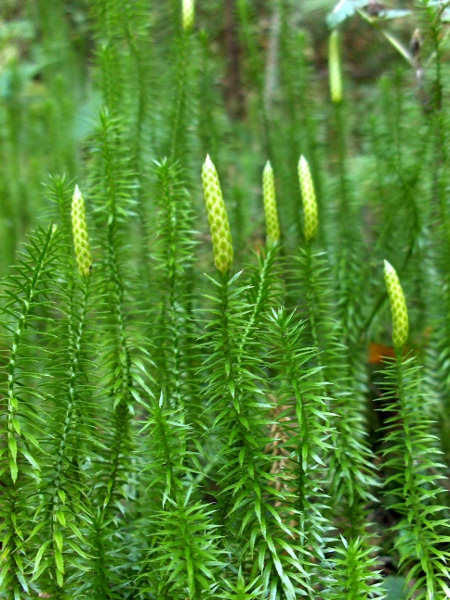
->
[329,30,343,104]
[298,156,318,242]
[384,260,409,348]
[263,161,280,244]
[201,155,233,273]
[72,185,92,278]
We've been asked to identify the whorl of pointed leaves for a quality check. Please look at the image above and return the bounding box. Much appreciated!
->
[329,30,343,104]
[384,260,409,348]
[182,0,195,32]
[71,185,92,278]
[201,155,234,273]
[298,155,319,242]
[262,161,280,244]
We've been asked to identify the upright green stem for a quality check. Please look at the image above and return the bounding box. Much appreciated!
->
[393,349,436,599]
[170,31,190,161]
[101,235,133,515]
[235,0,272,155]
[238,243,278,358]
[48,275,91,588]
[303,243,323,371]
[219,271,236,411]
[334,102,348,223]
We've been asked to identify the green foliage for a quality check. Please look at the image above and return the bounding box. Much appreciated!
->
[2,1,450,599]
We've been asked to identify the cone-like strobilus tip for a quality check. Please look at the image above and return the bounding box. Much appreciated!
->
[72,185,92,278]
[384,260,409,348]
[298,156,319,242]
[263,161,280,244]
[201,155,233,273]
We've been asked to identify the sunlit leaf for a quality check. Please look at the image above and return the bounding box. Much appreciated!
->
[378,9,412,19]
[326,0,367,28]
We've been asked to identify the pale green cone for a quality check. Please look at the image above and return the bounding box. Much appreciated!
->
[72,185,92,278]
[182,0,194,32]
[384,260,409,348]
[263,161,280,244]
[202,155,233,273]
[329,30,343,104]
[298,155,319,242]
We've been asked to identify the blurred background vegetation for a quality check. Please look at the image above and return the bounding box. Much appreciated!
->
[0,0,432,276]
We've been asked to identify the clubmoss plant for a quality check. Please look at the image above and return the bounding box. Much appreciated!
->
[292,155,381,596]
[2,3,450,599]
[326,27,367,350]
[380,262,450,600]
[28,180,95,595]
[0,225,60,599]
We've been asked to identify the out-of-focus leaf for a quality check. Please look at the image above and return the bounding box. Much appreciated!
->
[327,2,411,28]
[0,19,34,41]
[326,0,367,28]
[378,9,412,19]
[382,575,408,600]
[382,31,413,64]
